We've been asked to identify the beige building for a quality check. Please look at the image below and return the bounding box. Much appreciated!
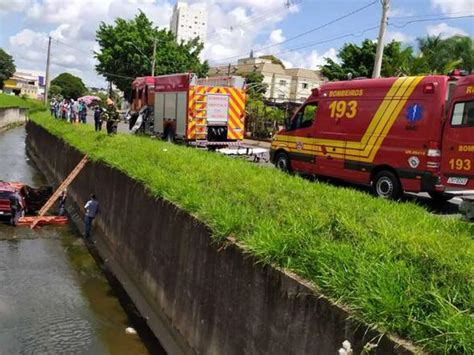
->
[2,70,46,99]
[209,56,325,103]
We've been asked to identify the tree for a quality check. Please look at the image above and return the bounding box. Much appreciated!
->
[320,35,474,80]
[241,71,268,100]
[51,73,87,99]
[0,48,16,90]
[95,11,209,97]
[320,39,416,80]
[48,84,63,98]
[417,35,473,74]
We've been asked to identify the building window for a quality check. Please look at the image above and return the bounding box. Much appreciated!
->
[279,80,287,86]
[301,83,308,89]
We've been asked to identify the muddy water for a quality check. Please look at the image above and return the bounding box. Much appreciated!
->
[0,127,162,354]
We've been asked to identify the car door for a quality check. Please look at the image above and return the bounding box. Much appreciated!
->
[285,102,318,172]
[441,99,474,190]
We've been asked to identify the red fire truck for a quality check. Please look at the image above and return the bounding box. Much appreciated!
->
[131,76,155,112]
[153,74,246,146]
[270,74,474,200]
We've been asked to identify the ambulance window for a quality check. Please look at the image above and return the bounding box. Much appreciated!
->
[451,101,474,127]
[290,103,317,130]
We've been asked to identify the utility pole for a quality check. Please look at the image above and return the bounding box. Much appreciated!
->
[372,0,389,78]
[151,37,157,77]
[44,36,52,104]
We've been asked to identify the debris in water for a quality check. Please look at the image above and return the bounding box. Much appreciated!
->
[338,340,352,355]
[125,327,137,335]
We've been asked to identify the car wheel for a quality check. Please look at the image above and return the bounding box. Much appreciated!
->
[275,152,291,173]
[372,170,401,199]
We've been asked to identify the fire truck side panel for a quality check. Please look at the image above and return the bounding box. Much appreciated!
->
[176,92,188,137]
[441,75,474,191]
[154,93,165,135]
[272,76,449,194]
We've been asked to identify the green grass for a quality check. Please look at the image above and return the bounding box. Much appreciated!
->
[0,93,46,114]
[31,111,473,354]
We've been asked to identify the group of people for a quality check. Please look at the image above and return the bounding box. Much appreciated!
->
[50,98,88,123]
[50,97,120,135]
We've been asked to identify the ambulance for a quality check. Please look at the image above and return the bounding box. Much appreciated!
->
[270,75,474,200]
[441,75,474,194]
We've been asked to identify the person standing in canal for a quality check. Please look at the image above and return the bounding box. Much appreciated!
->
[9,191,23,226]
[84,193,99,239]
[58,189,67,216]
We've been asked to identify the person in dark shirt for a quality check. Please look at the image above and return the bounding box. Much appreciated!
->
[9,192,23,226]
[94,106,103,131]
[58,189,67,216]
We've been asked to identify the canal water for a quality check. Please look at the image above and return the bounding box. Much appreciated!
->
[0,127,163,354]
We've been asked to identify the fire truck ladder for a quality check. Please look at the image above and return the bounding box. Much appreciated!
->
[30,155,89,229]
[194,96,208,145]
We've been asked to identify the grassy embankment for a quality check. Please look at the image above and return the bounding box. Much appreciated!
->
[0,93,45,114]
[30,109,473,354]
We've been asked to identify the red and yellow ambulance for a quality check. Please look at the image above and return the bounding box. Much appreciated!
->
[270,75,474,199]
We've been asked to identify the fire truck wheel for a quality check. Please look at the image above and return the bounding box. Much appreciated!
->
[275,152,292,173]
[429,192,454,203]
[372,170,401,199]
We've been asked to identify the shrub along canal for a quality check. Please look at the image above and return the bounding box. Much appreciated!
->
[0,127,164,354]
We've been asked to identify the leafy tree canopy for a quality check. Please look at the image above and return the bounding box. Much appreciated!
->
[241,71,268,100]
[95,11,209,95]
[51,72,87,99]
[321,35,473,80]
[0,48,16,90]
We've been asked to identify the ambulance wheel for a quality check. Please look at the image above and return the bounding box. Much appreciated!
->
[372,170,401,199]
[429,192,453,202]
[275,152,292,173]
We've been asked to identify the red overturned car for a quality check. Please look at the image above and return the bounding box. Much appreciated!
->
[0,181,52,218]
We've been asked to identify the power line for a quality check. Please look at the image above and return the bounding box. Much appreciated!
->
[389,14,474,28]
[213,0,378,63]
[210,24,380,71]
[389,11,474,19]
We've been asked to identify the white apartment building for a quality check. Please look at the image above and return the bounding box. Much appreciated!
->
[209,56,325,103]
[170,1,207,43]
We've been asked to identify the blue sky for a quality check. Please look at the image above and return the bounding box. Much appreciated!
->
[0,0,472,87]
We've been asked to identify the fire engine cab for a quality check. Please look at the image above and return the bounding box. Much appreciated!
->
[271,75,474,200]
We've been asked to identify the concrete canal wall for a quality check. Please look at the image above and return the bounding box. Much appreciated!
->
[0,107,27,131]
[26,121,417,355]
